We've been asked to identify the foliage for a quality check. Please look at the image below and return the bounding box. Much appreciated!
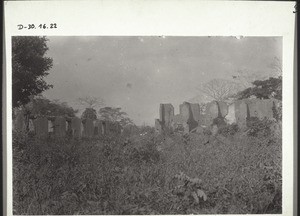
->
[246,117,273,137]
[212,116,227,127]
[171,172,207,204]
[26,96,77,117]
[136,125,155,135]
[99,107,133,127]
[81,108,97,120]
[13,133,167,215]
[237,76,282,100]
[13,125,281,214]
[218,123,239,136]
[12,36,53,108]
[162,131,282,214]
[272,101,282,122]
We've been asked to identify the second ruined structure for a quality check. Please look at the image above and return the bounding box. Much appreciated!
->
[155,98,280,133]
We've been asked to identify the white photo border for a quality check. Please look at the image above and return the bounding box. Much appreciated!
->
[4,1,296,216]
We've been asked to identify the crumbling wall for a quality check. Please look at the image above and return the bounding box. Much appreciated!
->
[171,114,184,131]
[234,100,249,128]
[203,101,228,126]
[179,102,198,132]
[206,101,228,118]
[247,99,277,120]
[218,101,229,117]
[205,101,219,120]
[226,103,236,124]
[71,117,82,138]
[190,103,201,122]
[54,117,66,137]
[94,120,102,136]
[34,117,48,138]
[155,98,281,134]
[159,103,174,130]
[83,119,94,138]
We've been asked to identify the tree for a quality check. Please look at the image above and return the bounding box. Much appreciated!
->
[20,95,77,118]
[197,79,242,101]
[236,76,282,100]
[77,96,105,119]
[81,108,97,120]
[99,107,133,127]
[77,96,105,109]
[12,36,53,108]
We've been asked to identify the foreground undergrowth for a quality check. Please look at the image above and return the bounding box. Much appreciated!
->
[13,123,282,214]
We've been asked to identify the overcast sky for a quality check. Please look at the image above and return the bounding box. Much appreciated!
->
[43,36,282,126]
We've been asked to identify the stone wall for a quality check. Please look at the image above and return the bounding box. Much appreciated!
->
[155,98,281,133]
[159,104,174,130]
[34,117,48,138]
[12,113,121,138]
[179,102,199,132]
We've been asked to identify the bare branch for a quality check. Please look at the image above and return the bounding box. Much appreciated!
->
[77,96,105,109]
[198,79,242,101]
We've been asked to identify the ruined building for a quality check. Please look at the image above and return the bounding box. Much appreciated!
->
[155,98,280,133]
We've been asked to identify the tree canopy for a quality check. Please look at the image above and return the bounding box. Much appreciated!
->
[12,36,53,108]
[81,108,98,120]
[99,107,133,127]
[237,76,282,100]
[24,96,77,117]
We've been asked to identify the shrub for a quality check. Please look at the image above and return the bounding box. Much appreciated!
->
[218,123,239,136]
[170,172,207,204]
[212,116,227,127]
[13,123,281,214]
[272,101,282,122]
[246,117,273,137]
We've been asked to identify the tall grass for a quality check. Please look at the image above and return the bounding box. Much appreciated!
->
[13,123,282,214]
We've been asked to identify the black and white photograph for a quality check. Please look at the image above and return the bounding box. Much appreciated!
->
[4,1,296,216]
[11,35,283,215]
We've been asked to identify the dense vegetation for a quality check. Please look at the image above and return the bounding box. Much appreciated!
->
[12,36,53,108]
[27,97,77,117]
[13,119,282,214]
[237,76,282,100]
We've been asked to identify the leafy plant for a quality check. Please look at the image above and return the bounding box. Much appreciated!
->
[12,36,53,108]
[237,76,282,100]
[171,172,207,204]
[218,123,239,136]
[212,116,227,127]
[81,107,97,120]
[13,121,281,214]
[246,117,273,137]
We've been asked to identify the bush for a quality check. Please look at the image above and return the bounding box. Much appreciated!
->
[13,132,168,215]
[218,123,239,136]
[212,116,227,127]
[246,117,273,137]
[13,124,281,214]
[272,101,282,122]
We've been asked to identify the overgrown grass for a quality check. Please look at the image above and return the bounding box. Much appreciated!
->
[13,123,282,214]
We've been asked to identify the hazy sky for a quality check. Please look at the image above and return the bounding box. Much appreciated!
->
[43,36,282,126]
